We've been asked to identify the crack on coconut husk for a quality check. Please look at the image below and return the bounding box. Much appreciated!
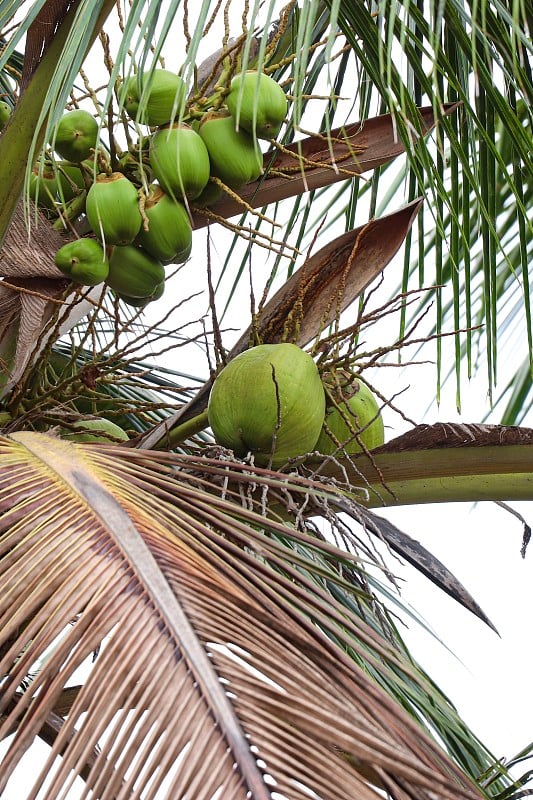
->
[373,422,533,452]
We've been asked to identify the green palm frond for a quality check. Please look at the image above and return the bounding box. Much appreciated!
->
[490,356,533,425]
[394,99,532,415]
[335,0,532,405]
[210,0,532,410]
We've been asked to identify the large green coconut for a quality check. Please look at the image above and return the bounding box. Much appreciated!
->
[198,111,263,189]
[55,238,109,286]
[86,173,142,246]
[314,374,385,455]
[123,69,186,127]
[136,185,192,264]
[207,343,326,468]
[226,71,287,140]
[149,124,210,200]
[107,244,165,298]
[0,100,12,130]
[54,109,99,162]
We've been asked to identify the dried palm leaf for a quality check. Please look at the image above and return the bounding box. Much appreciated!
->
[0,432,489,800]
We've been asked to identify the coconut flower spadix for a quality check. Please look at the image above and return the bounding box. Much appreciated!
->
[198,111,263,189]
[86,173,142,246]
[207,343,326,468]
[136,185,192,264]
[54,109,99,162]
[315,374,385,455]
[226,71,288,140]
[149,124,210,200]
[107,244,165,298]
[55,238,109,286]
[124,69,186,127]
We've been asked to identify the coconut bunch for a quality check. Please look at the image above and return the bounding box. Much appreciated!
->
[207,343,385,469]
[29,67,288,309]
[28,106,190,308]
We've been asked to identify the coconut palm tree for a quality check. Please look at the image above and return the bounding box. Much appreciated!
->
[0,1,531,798]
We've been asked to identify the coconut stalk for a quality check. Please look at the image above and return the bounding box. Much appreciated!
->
[316,423,533,508]
[153,415,533,507]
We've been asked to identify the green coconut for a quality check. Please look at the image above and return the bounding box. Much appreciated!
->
[60,417,129,443]
[226,71,287,140]
[55,238,109,286]
[56,161,86,201]
[29,163,59,210]
[136,185,192,264]
[86,172,142,246]
[193,180,224,208]
[149,124,210,200]
[314,374,385,455]
[208,343,326,468]
[115,280,165,308]
[174,240,192,263]
[198,111,263,189]
[107,244,165,298]
[124,69,186,127]
[0,100,12,129]
[0,411,12,427]
[54,109,99,162]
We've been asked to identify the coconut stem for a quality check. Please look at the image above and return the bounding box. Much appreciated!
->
[52,192,87,230]
[155,409,210,450]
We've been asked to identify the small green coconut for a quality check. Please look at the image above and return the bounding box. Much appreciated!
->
[56,161,86,201]
[86,172,142,246]
[123,69,186,127]
[198,111,263,188]
[0,100,12,130]
[115,280,165,308]
[193,180,224,208]
[107,244,165,298]
[29,163,59,210]
[226,71,287,140]
[208,343,326,468]
[60,417,129,443]
[314,374,385,455]
[55,238,109,286]
[0,411,12,427]
[136,185,192,264]
[149,124,211,200]
[54,109,99,162]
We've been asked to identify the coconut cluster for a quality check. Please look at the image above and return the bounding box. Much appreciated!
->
[27,68,288,307]
[207,344,385,468]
